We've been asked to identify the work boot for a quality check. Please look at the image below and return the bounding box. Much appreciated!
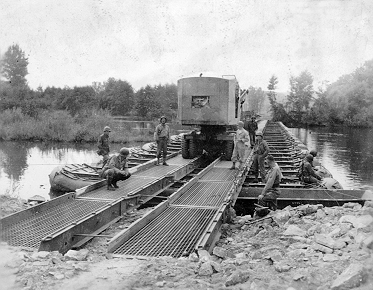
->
[107,177,116,191]
[112,181,119,189]
[230,163,236,170]
[163,162,169,166]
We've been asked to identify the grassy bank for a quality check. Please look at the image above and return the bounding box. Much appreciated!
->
[0,108,156,143]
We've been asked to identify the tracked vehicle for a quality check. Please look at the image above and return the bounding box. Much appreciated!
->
[178,76,244,160]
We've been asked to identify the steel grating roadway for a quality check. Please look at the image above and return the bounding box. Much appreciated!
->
[1,199,109,249]
[80,176,159,200]
[172,181,233,207]
[113,206,216,257]
[200,168,237,181]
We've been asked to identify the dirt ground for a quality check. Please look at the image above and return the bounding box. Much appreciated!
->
[1,195,373,290]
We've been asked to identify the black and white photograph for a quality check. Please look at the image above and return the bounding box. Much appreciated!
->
[1,1,373,289]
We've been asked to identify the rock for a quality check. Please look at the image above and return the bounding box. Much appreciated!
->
[251,251,262,259]
[155,281,166,287]
[237,215,252,224]
[210,260,222,273]
[269,249,283,263]
[363,200,373,208]
[64,249,89,261]
[273,210,291,224]
[310,243,333,254]
[198,262,213,276]
[32,251,51,260]
[324,207,337,216]
[297,204,318,215]
[32,261,50,266]
[49,272,65,280]
[323,254,339,262]
[225,270,250,287]
[316,209,326,219]
[283,225,307,237]
[314,233,346,250]
[293,272,305,281]
[342,202,359,209]
[197,249,211,262]
[339,215,373,229]
[361,234,373,249]
[213,246,234,259]
[274,262,291,272]
[331,263,367,289]
[188,252,199,262]
[235,252,248,259]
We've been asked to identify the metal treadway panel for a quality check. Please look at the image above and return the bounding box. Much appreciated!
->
[172,181,233,207]
[200,168,237,181]
[113,206,217,257]
[134,165,180,178]
[80,176,159,200]
[1,199,109,248]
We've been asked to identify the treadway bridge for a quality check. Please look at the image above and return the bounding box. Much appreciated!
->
[0,121,369,257]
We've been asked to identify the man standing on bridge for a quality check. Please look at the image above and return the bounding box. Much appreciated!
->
[100,147,131,191]
[244,116,258,148]
[230,121,249,170]
[97,126,111,165]
[252,131,269,183]
[154,116,170,166]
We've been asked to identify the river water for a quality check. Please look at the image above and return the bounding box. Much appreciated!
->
[289,126,373,190]
[0,141,142,201]
[0,125,372,202]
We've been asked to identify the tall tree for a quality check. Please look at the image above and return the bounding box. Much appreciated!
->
[98,78,135,115]
[135,85,162,119]
[286,70,314,124]
[1,44,29,88]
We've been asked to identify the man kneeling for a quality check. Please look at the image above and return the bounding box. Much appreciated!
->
[256,155,283,216]
[100,147,131,191]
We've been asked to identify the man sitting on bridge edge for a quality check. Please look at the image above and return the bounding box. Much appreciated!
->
[256,154,283,216]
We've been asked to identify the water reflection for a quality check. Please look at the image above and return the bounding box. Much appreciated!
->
[289,126,373,190]
[0,141,142,201]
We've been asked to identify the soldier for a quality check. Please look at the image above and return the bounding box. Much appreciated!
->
[244,116,258,148]
[154,116,170,166]
[299,154,322,185]
[230,121,249,170]
[100,147,131,191]
[256,154,283,216]
[97,126,111,164]
[252,131,269,183]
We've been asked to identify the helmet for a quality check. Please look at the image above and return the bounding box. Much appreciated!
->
[103,126,111,132]
[159,116,167,122]
[306,154,314,162]
[310,150,317,157]
[120,148,130,156]
[256,131,263,137]
[237,121,244,126]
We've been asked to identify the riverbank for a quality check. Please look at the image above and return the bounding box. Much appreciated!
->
[1,201,372,290]
[0,108,158,143]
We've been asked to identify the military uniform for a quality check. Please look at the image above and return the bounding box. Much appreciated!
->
[252,138,269,181]
[97,128,110,163]
[100,153,131,190]
[231,127,249,168]
[154,116,170,165]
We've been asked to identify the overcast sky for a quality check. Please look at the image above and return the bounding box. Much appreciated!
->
[1,0,372,92]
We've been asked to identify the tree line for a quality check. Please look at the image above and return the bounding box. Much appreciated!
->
[0,44,178,121]
[1,44,372,128]
[267,60,373,127]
